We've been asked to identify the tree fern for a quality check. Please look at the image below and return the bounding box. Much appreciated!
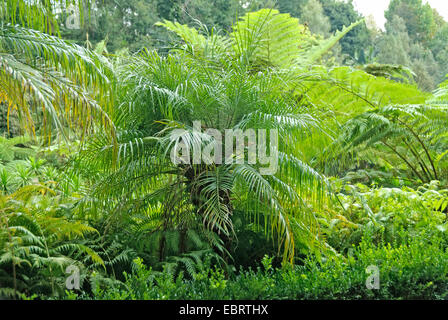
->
[157,8,363,70]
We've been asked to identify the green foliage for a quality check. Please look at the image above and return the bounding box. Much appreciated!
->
[320,0,372,64]
[299,0,331,37]
[0,136,34,162]
[362,63,415,83]
[3,1,448,302]
[375,15,440,91]
[77,18,335,263]
[230,9,314,68]
[385,0,437,44]
[61,0,243,53]
[0,185,102,299]
[0,0,116,145]
[429,25,448,81]
[85,238,448,300]
[324,180,448,251]
[157,8,364,69]
[276,0,308,18]
[297,20,365,66]
[326,79,448,183]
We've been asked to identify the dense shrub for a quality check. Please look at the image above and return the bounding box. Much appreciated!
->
[73,237,448,300]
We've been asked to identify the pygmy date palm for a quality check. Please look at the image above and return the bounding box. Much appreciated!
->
[0,0,115,141]
[80,10,335,262]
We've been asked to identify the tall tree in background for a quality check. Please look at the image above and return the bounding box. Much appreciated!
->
[375,15,439,91]
[375,0,448,90]
[180,0,243,29]
[320,0,371,64]
[385,0,436,44]
[375,16,412,66]
[60,0,160,52]
[277,0,308,18]
[61,0,244,53]
[300,0,331,37]
[429,22,448,83]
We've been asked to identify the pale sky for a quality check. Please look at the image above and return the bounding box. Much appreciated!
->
[352,0,448,29]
